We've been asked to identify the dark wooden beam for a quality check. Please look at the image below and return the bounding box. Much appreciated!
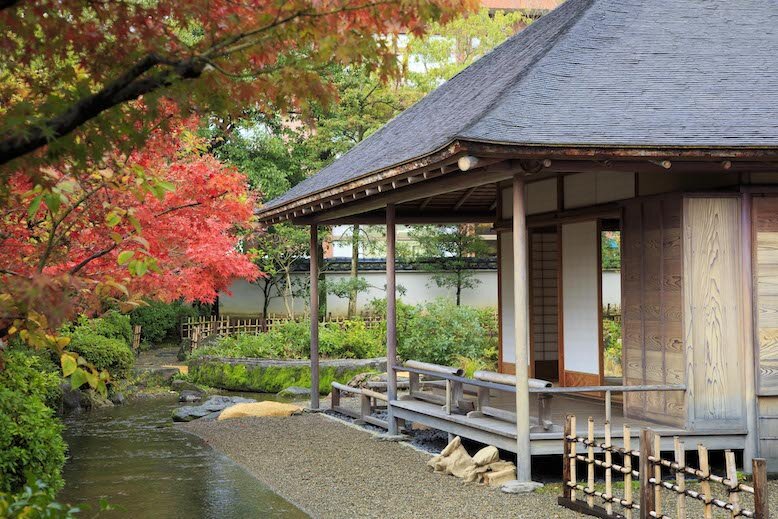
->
[453,186,479,210]
[293,211,497,225]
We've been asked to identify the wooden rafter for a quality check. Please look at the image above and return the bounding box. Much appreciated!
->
[453,186,479,211]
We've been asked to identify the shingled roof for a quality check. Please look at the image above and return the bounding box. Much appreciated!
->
[261,0,778,214]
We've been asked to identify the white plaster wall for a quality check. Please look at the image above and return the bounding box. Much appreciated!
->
[601,270,621,308]
[562,221,600,375]
[219,270,498,317]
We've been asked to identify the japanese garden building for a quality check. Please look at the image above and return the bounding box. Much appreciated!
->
[256,0,778,480]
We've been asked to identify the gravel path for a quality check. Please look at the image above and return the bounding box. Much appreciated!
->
[181,413,581,519]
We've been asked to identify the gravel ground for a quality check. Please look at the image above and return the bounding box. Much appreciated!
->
[181,405,778,518]
[181,413,583,519]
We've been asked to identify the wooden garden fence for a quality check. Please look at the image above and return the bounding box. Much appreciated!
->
[180,314,384,340]
[559,415,770,519]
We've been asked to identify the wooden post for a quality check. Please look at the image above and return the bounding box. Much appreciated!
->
[563,415,572,500]
[639,429,656,519]
[674,437,686,519]
[512,173,532,481]
[131,324,141,355]
[386,203,398,434]
[698,444,712,519]
[753,458,768,519]
[624,425,633,519]
[310,224,320,409]
[587,416,595,507]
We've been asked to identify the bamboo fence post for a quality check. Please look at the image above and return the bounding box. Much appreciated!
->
[570,415,577,502]
[623,425,633,519]
[587,416,595,507]
[752,458,768,519]
[698,444,712,519]
[563,415,572,500]
[674,437,686,519]
[604,420,613,515]
[654,433,662,517]
[639,429,656,519]
[725,450,740,518]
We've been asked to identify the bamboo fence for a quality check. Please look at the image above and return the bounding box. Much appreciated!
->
[560,415,769,519]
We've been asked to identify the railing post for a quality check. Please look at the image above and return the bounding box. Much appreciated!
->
[753,458,769,519]
[639,429,656,519]
[605,389,612,424]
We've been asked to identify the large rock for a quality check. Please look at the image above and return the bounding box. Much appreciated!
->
[218,401,302,420]
[60,383,89,411]
[276,386,310,399]
[172,395,255,422]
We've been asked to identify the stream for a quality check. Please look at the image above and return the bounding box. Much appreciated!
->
[59,394,307,518]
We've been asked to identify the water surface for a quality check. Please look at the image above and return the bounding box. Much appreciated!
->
[60,395,307,518]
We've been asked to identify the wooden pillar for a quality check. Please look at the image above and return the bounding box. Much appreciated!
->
[386,204,399,434]
[513,173,532,481]
[310,224,320,410]
[742,193,759,467]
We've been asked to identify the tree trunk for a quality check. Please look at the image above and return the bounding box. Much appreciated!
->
[284,271,293,318]
[456,271,462,306]
[261,280,271,318]
[318,235,327,319]
[348,224,359,318]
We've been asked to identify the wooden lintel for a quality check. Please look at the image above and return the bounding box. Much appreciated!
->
[293,211,497,225]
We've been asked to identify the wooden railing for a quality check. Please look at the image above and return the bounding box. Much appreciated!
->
[398,361,684,434]
[560,415,770,519]
[180,314,384,340]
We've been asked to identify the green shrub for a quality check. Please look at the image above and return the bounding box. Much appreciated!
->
[0,351,66,494]
[191,318,384,360]
[0,480,83,518]
[65,311,131,346]
[65,329,134,377]
[396,299,496,367]
[130,300,200,345]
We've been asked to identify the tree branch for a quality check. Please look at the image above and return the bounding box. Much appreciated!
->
[0,54,204,167]
[155,191,228,217]
[69,243,118,275]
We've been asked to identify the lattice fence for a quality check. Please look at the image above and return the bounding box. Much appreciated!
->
[559,415,770,519]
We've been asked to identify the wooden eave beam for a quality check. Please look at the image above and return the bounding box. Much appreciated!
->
[453,186,479,210]
[297,161,520,224]
[293,211,497,225]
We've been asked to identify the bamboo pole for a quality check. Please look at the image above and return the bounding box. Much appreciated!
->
[570,415,577,502]
[725,450,740,519]
[587,416,595,507]
[624,425,633,519]
[512,173,532,481]
[674,437,686,519]
[604,420,613,515]
[654,434,662,517]
[563,415,572,500]
[698,444,712,519]
[309,224,320,410]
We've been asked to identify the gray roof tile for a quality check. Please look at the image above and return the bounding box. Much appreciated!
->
[263,0,778,212]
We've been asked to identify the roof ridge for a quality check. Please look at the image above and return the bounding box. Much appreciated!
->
[457,0,596,140]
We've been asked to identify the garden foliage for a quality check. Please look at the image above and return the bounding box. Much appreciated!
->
[62,311,135,378]
[0,350,66,494]
[130,301,201,346]
[192,299,498,369]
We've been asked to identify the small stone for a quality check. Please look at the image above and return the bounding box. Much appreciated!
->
[500,480,544,494]
[277,386,311,399]
[179,390,202,402]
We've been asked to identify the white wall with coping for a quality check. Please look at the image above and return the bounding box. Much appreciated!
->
[219,270,499,317]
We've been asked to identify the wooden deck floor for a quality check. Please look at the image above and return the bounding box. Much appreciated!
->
[391,392,748,455]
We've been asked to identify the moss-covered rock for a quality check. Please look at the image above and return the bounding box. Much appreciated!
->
[187,357,386,394]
